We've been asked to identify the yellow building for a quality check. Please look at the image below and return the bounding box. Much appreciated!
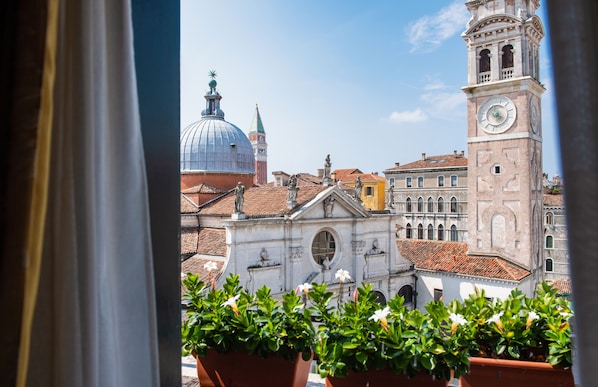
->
[332,169,387,211]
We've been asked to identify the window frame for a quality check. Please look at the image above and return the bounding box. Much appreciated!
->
[406,176,412,188]
[450,225,458,241]
[450,175,458,187]
[417,176,424,188]
[311,229,337,266]
[545,235,554,249]
[438,175,444,187]
[545,257,554,272]
[450,197,458,213]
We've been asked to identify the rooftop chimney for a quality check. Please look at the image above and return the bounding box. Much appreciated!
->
[421,153,426,160]
[395,162,400,167]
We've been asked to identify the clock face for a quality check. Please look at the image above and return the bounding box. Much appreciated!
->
[477,96,517,134]
[530,96,540,134]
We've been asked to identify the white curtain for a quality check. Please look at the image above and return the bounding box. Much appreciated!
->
[26,0,160,385]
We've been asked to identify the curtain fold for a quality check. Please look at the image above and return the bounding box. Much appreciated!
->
[25,0,160,385]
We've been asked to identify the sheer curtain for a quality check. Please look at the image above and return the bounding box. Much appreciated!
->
[21,0,160,385]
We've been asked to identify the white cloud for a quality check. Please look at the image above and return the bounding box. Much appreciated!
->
[388,109,428,124]
[421,91,465,116]
[423,80,447,91]
[407,1,470,53]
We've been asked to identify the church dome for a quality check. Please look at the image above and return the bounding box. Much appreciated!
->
[180,76,255,173]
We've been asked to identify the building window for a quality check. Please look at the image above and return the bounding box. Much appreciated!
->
[427,224,434,240]
[406,198,412,212]
[438,224,444,240]
[417,197,424,212]
[312,230,336,266]
[398,285,413,304]
[406,223,412,239]
[502,44,514,68]
[389,177,395,187]
[546,235,554,249]
[417,176,424,188]
[450,225,458,241]
[438,197,444,213]
[366,186,373,196]
[450,197,458,213]
[479,48,491,73]
[545,258,554,272]
[406,177,412,188]
[450,175,458,187]
[427,197,434,212]
[417,224,424,239]
[438,175,444,187]
[545,212,554,225]
[373,291,387,305]
[434,288,443,302]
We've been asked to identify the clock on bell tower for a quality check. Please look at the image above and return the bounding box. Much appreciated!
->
[462,0,545,274]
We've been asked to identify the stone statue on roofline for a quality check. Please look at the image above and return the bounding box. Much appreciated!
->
[287,175,299,208]
[354,176,363,202]
[234,181,245,214]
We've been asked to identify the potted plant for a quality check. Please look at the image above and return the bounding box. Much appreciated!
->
[455,282,574,387]
[181,271,315,387]
[308,269,470,386]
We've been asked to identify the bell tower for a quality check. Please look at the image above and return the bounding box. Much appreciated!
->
[248,104,268,185]
[462,0,544,275]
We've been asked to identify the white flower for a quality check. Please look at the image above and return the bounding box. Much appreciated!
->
[486,311,504,325]
[450,313,467,326]
[369,306,391,322]
[527,311,539,321]
[526,310,540,329]
[204,261,218,272]
[293,304,305,313]
[180,272,186,279]
[335,269,352,282]
[222,294,240,310]
[450,313,467,333]
[297,283,313,294]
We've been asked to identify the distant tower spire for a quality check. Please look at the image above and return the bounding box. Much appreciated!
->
[248,104,268,184]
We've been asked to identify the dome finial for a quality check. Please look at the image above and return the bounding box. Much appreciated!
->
[208,70,218,90]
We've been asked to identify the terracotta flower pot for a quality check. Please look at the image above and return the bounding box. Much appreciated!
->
[460,357,574,387]
[325,369,449,387]
[195,349,313,387]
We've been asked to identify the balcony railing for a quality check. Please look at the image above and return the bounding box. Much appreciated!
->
[478,71,491,83]
[501,67,514,80]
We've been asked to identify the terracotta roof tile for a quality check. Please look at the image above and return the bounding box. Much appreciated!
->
[332,168,362,182]
[181,256,226,297]
[543,194,564,207]
[182,182,226,194]
[396,239,530,281]
[386,153,468,171]
[181,229,199,255]
[549,279,572,295]
[181,194,199,214]
[199,185,328,217]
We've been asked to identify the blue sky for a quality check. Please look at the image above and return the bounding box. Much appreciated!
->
[181,1,561,180]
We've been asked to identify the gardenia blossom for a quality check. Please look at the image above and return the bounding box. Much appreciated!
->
[449,313,467,333]
[526,311,540,329]
[335,269,351,283]
[222,294,241,316]
[369,306,391,331]
[486,311,504,331]
[296,283,313,295]
[204,261,218,272]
